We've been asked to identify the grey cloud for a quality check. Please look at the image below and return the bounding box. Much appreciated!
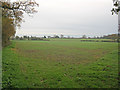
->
[16,0,118,37]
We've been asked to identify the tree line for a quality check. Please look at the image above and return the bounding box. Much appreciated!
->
[11,33,118,41]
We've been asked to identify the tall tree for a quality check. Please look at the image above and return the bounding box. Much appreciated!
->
[1,0,39,47]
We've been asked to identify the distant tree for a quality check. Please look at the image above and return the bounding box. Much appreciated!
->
[88,37,91,39]
[28,36,30,40]
[54,35,59,38]
[48,36,51,38]
[44,36,46,38]
[60,34,64,38]
[19,37,23,40]
[15,36,19,40]
[96,36,100,39]
[23,36,27,39]
[82,35,87,39]
[102,34,118,40]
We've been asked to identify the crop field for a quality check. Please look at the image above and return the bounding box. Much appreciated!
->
[2,39,118,88]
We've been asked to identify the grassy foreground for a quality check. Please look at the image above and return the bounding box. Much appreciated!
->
[2,39,118,88]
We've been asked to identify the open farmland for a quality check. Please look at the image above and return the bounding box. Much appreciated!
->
[2,39,118,88]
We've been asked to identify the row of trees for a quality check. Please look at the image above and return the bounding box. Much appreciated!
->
[101,34,118,40]
[1,0,39,47]
[11,35,62,40]
[12,34,118,40]
[11,36,48,41]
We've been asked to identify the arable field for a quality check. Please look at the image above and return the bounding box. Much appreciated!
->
[2,39,118,88]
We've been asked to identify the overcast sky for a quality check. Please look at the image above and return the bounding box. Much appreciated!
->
[16,0,118,37]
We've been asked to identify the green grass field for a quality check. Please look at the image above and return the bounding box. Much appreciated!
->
[2,39,118,88]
